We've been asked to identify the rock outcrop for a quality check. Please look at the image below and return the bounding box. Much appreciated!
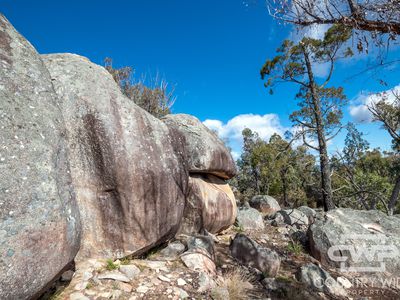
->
[249,195,281,216]
[179,174,237,234]
[162,114,237,179]
[0,15,239,300]
[0,15,81,299]
[296,263,347,297]
[162,114,237,235]
[236,207,265,230]
[297,206,317,224]
[229,233,280,277]
[42,53,189,260]
[272,209,309,228]
[309,208,400,275]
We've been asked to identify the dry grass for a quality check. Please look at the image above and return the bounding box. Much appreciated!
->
[216,268,255,300]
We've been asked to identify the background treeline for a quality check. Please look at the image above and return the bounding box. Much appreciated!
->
[231,123,399,215]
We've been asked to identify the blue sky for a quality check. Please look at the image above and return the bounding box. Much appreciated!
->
[3,0,399,158]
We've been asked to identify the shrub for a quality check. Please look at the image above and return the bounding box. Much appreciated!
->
[105,258,118,271]
[104,58,176,118]
[215,269,254,300]
[286,241,303,255]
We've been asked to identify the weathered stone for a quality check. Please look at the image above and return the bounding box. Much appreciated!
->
[296,263,347,297]
[181,251,216,274]
[98,271,130,283]
[119,264,141,280]
[43,53,189,260]
[133,260,168,272]
[262,277,279,291]
[74,281,88,291]
[337,276,352,289]
[118,282,133,292]
[229,233,280,277]
[174,287,189,299]
[309,208,400,275]
[70,292,90,300]
[297,206,317,223]
[159,241,186,260]
[187,234,215,259]
[177,278,187,286]
[158,275,170,282]
[197,271,216,293]
[236,207,265,230]
[0,15,81,300]
[179,174,237,234]
[162,114,236,179]
[272,209,309,228]
[249,195,281,216]
[136,285,149,294]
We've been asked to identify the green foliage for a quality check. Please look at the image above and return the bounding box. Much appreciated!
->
[233,221,244,233]
[369,91,400,153]
[233,129,318,207]
[286,241,303,255]
[331,124,398,212]
[260,25,353,211]
[260,25,352,142]
[104,58,175,118]
[105,259,118,271]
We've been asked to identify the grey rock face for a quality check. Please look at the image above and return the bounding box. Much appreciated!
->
[162,114,236,179]
[272,209,309,228]
[0,15,81,300]
[249,195,281,216]
[180,251,216,274]
[236,207,265,230]
[119,264,141,280]
[297,206,317,223]
[229,233,280,277]
[179,174,237,234]
[187,234,215,259]
[309,208,400,275]
[43,53,189,260]
[296,263,347,297]
[156,241,186,261]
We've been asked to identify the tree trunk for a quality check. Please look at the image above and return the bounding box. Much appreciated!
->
[281,170,290,207]
[388,175,400,215]
[303,48,335,211]
[319,142,335,211]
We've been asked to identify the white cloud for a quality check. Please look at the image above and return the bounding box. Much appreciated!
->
[350,85,400,123]
[203,113,287,158]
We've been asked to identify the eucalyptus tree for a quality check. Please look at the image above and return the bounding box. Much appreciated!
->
[267,0,400,36]
[369,90,400,214]
[260,25,352,210]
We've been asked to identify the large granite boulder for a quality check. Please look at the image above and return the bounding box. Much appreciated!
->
[309,208,400,275]
[229,233,280,277]
[249,195,281,216]
[297,206,317,224]
[162,114,236,179]
[236,207,265,230]
[296,263,347,297]
[0,15,81,299]
[179,174,237,234]
[43,53,189,260]
[272,209,309,228]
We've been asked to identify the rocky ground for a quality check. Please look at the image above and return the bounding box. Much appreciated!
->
[39,211,400,300]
